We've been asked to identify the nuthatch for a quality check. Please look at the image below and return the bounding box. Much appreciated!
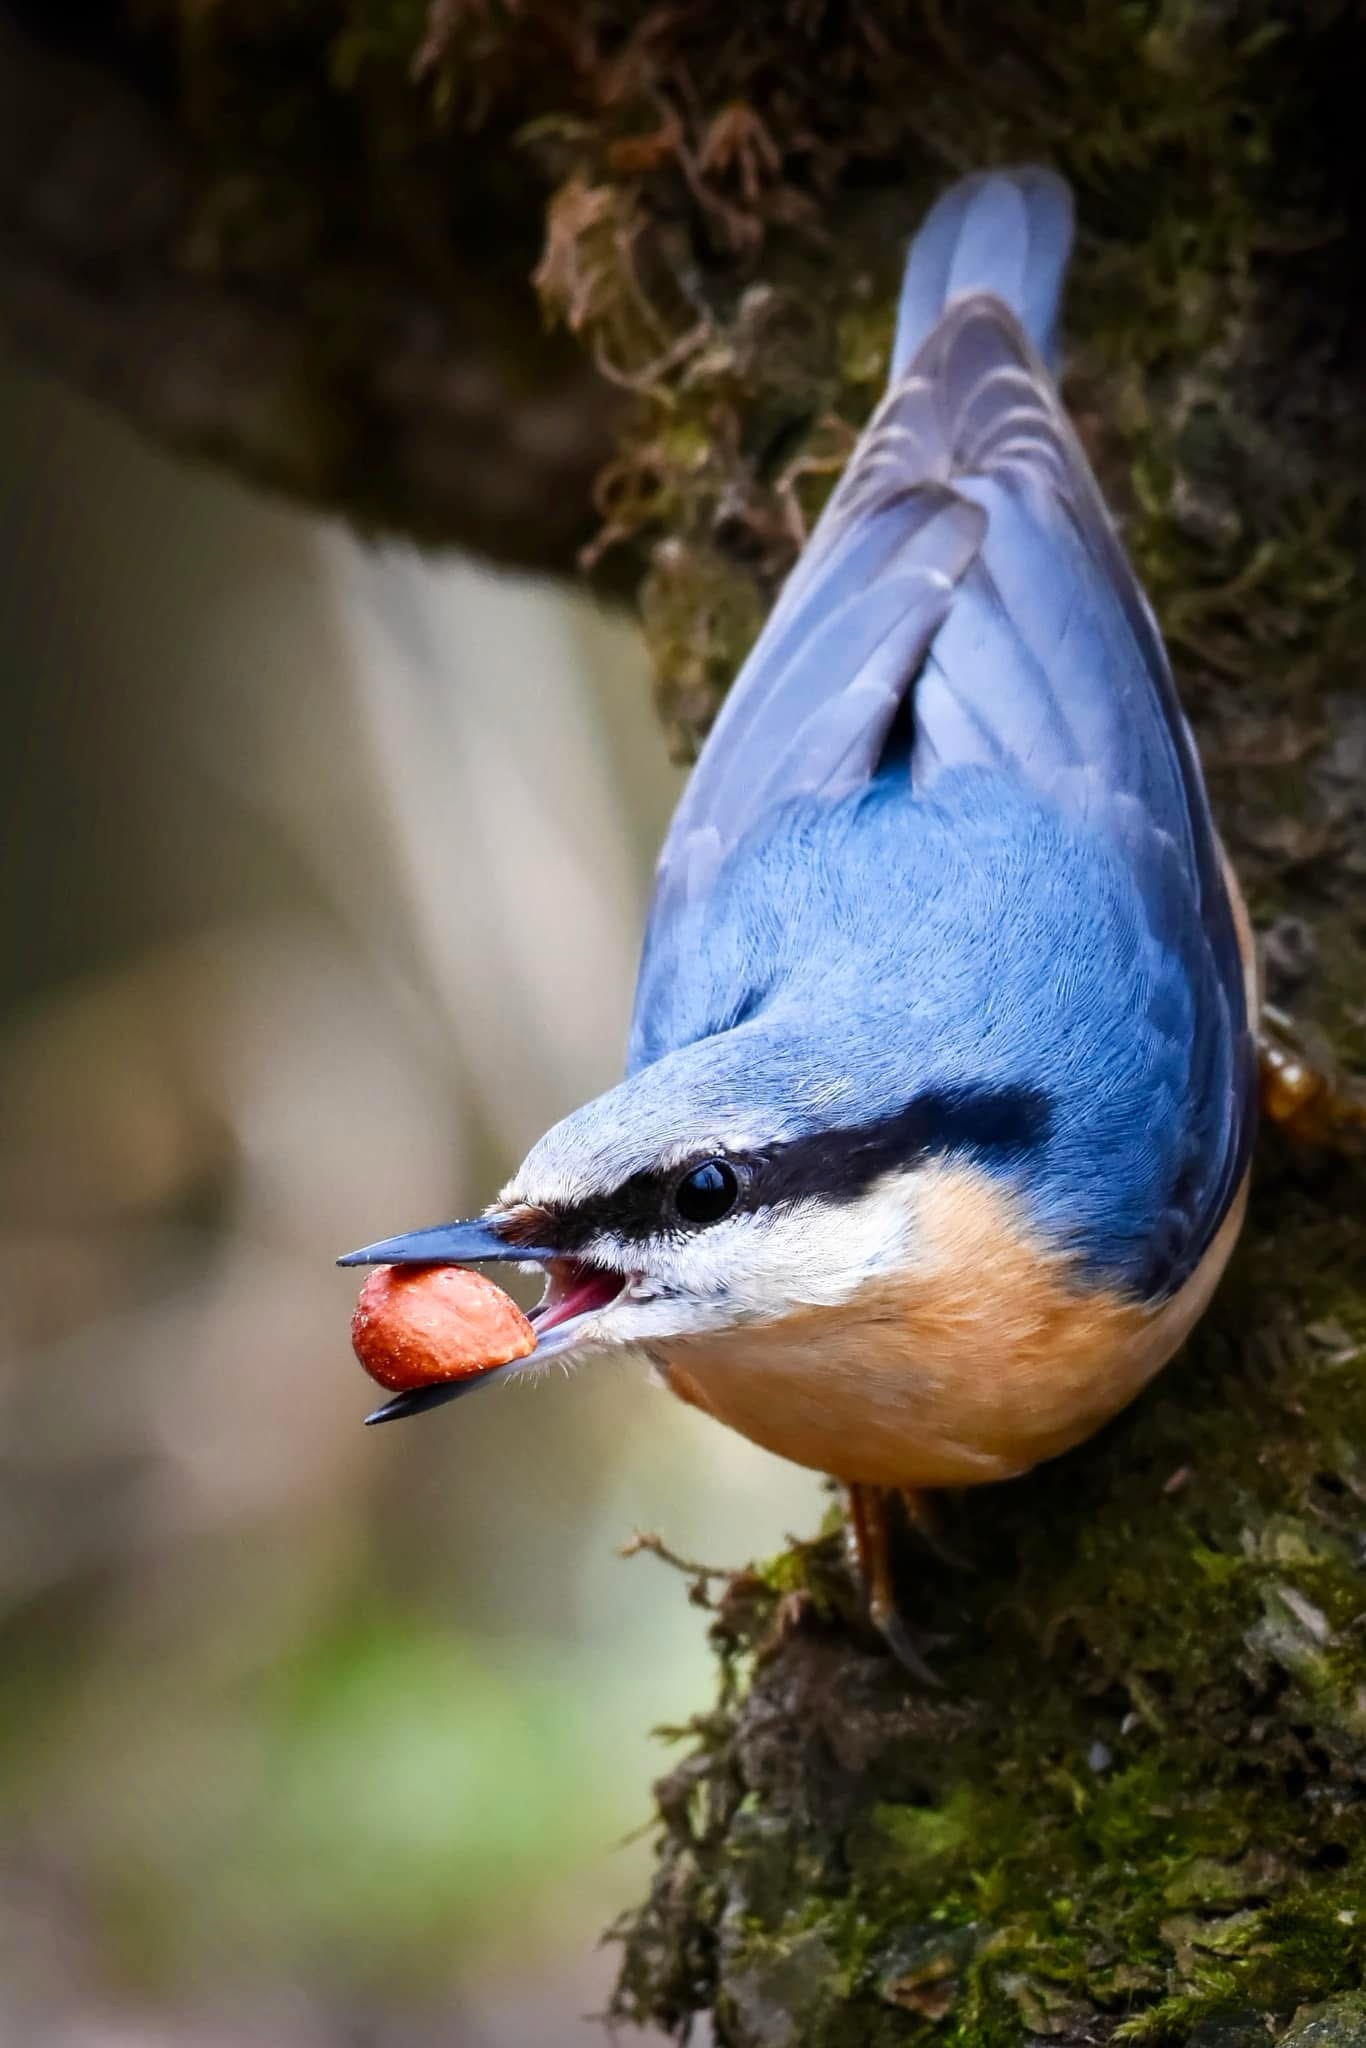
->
[341,169,1256,1668]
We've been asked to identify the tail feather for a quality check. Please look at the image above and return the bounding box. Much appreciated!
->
[890,167,1074,379]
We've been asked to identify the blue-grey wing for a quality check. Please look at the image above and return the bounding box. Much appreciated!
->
[632,170,1072,1070]
[901,295,1253,1290]
[640,485,985,957]
[630,178,1081,1073]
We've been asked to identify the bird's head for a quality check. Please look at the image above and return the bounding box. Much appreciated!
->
[340,1020,1053,1423]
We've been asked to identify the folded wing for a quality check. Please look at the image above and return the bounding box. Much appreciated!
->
[630,169,1253,1291]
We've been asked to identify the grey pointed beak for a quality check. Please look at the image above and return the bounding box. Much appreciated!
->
[363,1366,526,1427]
[336,1217,555,1267]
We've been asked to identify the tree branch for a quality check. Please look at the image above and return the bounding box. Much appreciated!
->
[0,9,624,571]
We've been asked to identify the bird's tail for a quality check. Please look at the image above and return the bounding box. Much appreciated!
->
[889,167,1074,382]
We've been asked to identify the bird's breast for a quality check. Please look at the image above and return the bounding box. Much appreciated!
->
[655,1159,1248,1489]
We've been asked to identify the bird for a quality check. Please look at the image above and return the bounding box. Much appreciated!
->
[340,166,1257,1671]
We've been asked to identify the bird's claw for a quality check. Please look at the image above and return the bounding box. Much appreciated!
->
[846,1482,947,1686]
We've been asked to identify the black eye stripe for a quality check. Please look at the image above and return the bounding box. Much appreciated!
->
[755,1085,1051,1208]
[536,1085,1051,1254]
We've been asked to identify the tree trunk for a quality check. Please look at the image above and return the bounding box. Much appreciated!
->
[11,5,1366,2042]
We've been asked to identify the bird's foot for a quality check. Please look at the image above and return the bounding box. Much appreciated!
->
[1258,1004,1366,1156]
[845,1482,946,1686]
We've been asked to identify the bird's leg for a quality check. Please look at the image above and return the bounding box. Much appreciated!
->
[845,1482,944,1685]
[1258,1004,1366,1155]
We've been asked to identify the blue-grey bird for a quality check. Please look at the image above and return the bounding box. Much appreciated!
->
[341,168,1256,1662]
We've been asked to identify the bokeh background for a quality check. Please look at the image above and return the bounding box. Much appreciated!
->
[0,350,824,2045]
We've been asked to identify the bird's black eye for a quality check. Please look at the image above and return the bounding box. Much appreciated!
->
[674,1158,740,1226]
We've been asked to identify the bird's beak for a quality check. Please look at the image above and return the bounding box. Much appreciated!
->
[360,1375,520,1426]
[337,1213,624,1427]
[336,1216,555,1267]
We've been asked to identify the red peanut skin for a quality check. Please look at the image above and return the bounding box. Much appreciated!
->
[351,1263,535,1392]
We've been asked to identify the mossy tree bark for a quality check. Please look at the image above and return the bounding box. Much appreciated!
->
[10,5,1366,2043]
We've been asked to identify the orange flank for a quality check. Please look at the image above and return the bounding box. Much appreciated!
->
[351,1264,535,1393]
[658,1160,1249,1491]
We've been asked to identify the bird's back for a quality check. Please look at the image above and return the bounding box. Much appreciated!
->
[630,168,1255,1309]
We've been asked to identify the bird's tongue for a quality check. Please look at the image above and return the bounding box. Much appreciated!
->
[534,1260,624,1334]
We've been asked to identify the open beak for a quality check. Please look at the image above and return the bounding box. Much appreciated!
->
[337,1216,628,1427]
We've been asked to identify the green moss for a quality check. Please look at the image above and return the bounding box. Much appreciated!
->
[864,1793,983,1874]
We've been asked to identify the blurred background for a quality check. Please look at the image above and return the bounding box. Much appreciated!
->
[0,349,823,2046]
